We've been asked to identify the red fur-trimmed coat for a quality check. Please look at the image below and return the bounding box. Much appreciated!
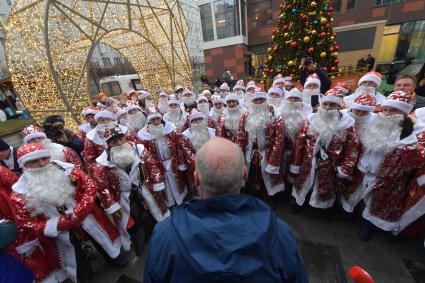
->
[84,125,135,177]
[10,162,120,282]
[216,113,242,142]
[137,122,195,220]
[290,112,359,209]
[235,109,285,196]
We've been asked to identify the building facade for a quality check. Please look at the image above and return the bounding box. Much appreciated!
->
[198,0,425,80]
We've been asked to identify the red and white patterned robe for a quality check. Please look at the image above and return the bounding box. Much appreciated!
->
[78,122,95,142]
[11,161,121,282]
[344,131,425,232]
[290,112,359,208]
[84,124,135,177]
[235,109,285,196]
[137,122,195,221]
[93,143,145,250]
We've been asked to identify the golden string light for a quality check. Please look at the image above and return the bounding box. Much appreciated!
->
[5,0,193,129]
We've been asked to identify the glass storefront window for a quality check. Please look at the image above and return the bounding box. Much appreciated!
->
[396,20,425,60]
[214,0,240,39]
[252,0,272,28]
[200,3,215,42]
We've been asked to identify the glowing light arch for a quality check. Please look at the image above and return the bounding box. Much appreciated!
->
[6,0,192,128]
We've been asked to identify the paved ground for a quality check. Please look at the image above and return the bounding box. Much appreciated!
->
[4,132,424,282]
[90,197,425,283]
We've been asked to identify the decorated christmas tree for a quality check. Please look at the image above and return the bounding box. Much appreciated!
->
[264,0,339,80]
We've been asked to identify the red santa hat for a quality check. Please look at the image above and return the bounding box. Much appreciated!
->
[358,71,382,87]
[304,74,321,89]
[147,112,162,122]
[103,125,125,143]
[415,107,425,122]
[268,87,284,98]
[212,97,225,105]
[335,82,351,95]
[126,104,141,112]
[159,91,169,97]
[138,91,150,100]
[96,102,107,109]
[95,110,115,122]
[17,143,51,167]
[21,125,47,144]
[246,80,257,90]
[382,90,414,114]
[189,111,204,122]
[168,98,181,105]
[81,106,100,117]
[233,80,245,91]
[251,91,268,101]
[182,89,194,97]
[112,107,127,120]
[225,93,239,103]
[174,85,184,92]
[284,76,294,86]
[321,88,344,106]
[219,82,230,91]
[350,93,377,112]
[197,95,208,103]
[201,89,211,97]
[286,88,303,100]
[273,74,285,85]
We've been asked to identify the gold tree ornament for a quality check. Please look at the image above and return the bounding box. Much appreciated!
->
[5,0,192,130]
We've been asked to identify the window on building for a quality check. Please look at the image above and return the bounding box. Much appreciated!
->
[395,20,425,60]
[102,57,111,66]
[374,0,404,6]
[114,57,122,65]
[331,0,341,12]
[101,81,121,97]
[214,0,240,39]
[346,0,356,10]
[200,4,214,41]
[252,0,272,28]
[336,27,376,52]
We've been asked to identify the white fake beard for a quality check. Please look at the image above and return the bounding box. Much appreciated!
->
[280,101,305,141]
[183,97,195,105]
[190,123,210,151]
[148,124,164,137]
[361,113,403,153]
[39,139,65,162]
[267,97,282,108]
[246,103,271,135]
[126,111,146,132]
[96,122,115,138]
[212,106,224,116]
[315,108,340,144]
[166,108,185,129]
[348,111,370,131]
[198,103,210,117]
[23,163,76,217]
[110,143,136,169]
[119,117,128,125]
[224,107,242,133]
[158,100,168,114]
[145,100,154,108]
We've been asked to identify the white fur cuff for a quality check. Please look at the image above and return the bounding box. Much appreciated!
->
[337,166,351,180]
[178,164,188,171]
[153,182,166,192]
[15,239,40,255]
[265,164,280,174]
[105,202,121,215]
[44,217,60,237]
[290,164,300,174]
[417,175,425,187]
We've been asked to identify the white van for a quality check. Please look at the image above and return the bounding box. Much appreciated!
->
[99,74,143,98]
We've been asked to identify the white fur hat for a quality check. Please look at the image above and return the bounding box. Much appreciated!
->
[320,88,343,106]
[147,112,162,121]
[286,88,303,100]
[304,74,321,88]
[251,91,268,101]
[382,90,414,114]
[350,93,377,112]
[225,93,239,103]
[268,87,284,98]
[95,110,115,122]
[189,111,204,122]
[358,71,382,87]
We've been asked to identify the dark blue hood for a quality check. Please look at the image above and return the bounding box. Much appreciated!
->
[170,194,281,278]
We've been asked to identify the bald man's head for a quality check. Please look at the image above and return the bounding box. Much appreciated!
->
[195,138,247,198]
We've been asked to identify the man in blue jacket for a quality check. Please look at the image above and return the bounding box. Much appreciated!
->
[143,137,308,283]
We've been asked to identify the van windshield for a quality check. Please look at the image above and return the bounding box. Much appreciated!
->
[101,81,122,97]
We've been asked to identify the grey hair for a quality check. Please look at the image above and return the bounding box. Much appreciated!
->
[195,142,245,196]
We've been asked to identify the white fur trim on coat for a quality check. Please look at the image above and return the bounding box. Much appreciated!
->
[265,164,280,174]
[153,182,166,192]
[141,186,170,222]
[44,217,60,237]
[104,202,121,215]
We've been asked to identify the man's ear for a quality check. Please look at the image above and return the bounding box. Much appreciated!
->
[194,171,200,187]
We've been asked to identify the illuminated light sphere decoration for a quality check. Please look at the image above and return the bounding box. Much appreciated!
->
[5,0,192,129]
